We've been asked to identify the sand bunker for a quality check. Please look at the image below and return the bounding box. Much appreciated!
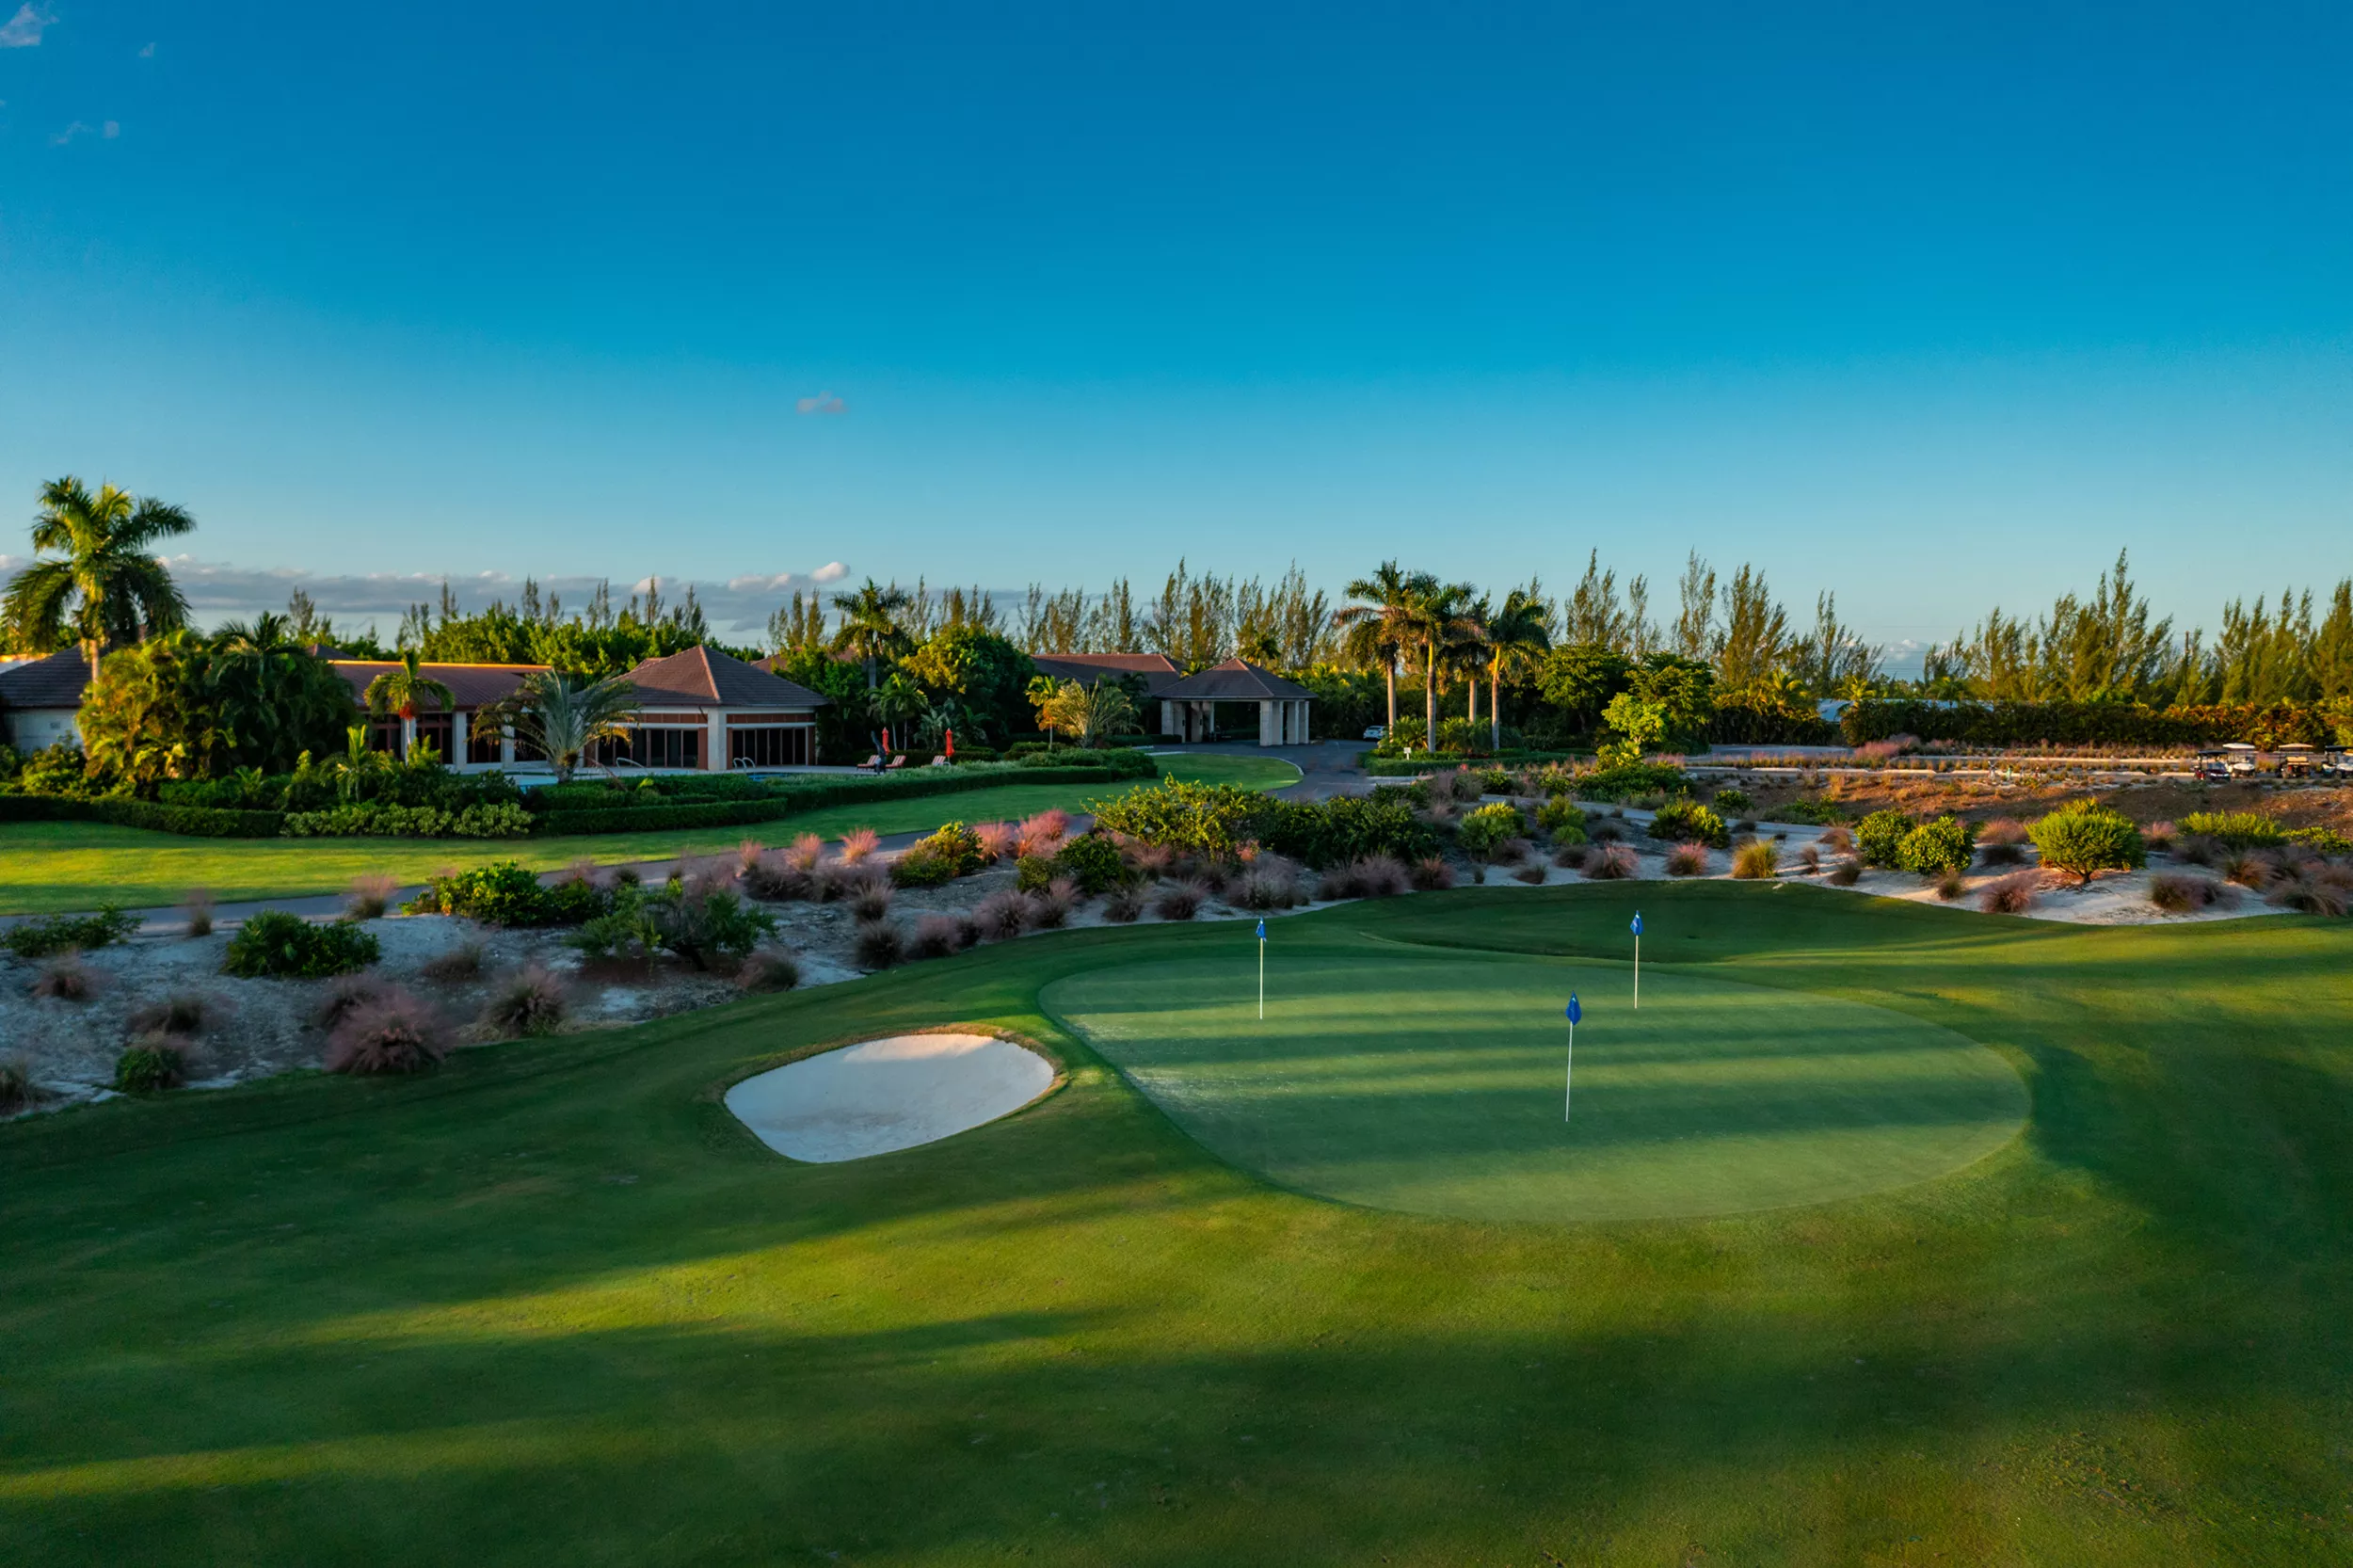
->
[725,1032,1055,1162]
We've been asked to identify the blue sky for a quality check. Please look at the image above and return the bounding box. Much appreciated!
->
[2,2,2348,655]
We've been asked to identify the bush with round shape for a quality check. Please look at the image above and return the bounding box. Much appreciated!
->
[113,1039,186,1093]
[782,833,824,872]
[1978,840,2025,867]
[1731,840,1780,880]
[735,949,802,993]
[1453,802,1527,860]
[1854,809,1913,868]
[1411,856,1457,890]
[2149,873,2227,914]
[1712,787,1752,812]
[1897,815,1977,876]
[1534,796,1588,840]
[742,855,813,902]
[326,988,447,1075]
[28,956,93,1001]
[1102,887,1145,922]
[2142,820,2178,854]
[1049,831,1130,895]
[1029,876,1079,929]
[419,942,485,984]
[849,881,895,921]
[2223,854,2272,890]
[2028,802,2147,887]
[1818,824,1856,854]
[1014,853,1058,894]
[1583,843,1639,880]
[893,822,987,888]
[2289,825,2353,857]
[852,920,904,968]
[2269,876,2350,917]
[908,914,964,959]
[184,888,216,938]
[1647,800,1730,850]
[481,966,568,1038]
[1550,843,1589,872]
[1796,844,1821,874]
[1512,862,1547,885]
[128,994,208,1036]
[974,821,1018,862]
[1977,817,2027,847]
[973,890,1032,942]
[1980,872,2040,915]
[1933,866,1966,901]
[313,974,387,1028]
[1236,866,1302,910]
[1154,880,1209,920]
[1826,858,1862,887]
[838,827,880,864]
[1016,808,1072,856]
[1665,843,1708,877]
[345,872,398,921]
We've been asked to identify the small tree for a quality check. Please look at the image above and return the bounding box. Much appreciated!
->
[474,670,639,783]
[1035,678,1138,747]
[77,632,229,791]
[1897,815,1977,875]
[363,650,456,758]
[2029,802,2147,887]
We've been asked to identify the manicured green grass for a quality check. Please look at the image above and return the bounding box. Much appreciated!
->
[1045,947,2025,1221]
[0,752,1298,914]
[5,884,2351,1565]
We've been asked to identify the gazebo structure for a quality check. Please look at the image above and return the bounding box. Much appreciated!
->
[1158,658,1315,745]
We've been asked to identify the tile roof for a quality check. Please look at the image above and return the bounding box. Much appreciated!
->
[629,646,829,709]
[1160,659,1316,702]
[330,661,549,711]
[0,650,96,710]
[1031,651,1186,696]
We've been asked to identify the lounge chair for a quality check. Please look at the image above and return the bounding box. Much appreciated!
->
[885,755,909,771]
[928,754,950,767]
[858,754,882,771]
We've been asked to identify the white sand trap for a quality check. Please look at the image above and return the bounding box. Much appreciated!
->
[725,1032,1055,1162]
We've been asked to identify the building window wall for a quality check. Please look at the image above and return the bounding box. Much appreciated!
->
[728,726,809,767]
[632,727,702,770]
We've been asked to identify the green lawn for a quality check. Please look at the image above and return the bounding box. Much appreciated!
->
[0,752,1298,914]
[1045,944,2025,1222]
[5,883,2352,1564]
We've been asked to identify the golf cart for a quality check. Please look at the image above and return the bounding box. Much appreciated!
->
[2194,744,2259,781]
[2276,743,2317,778]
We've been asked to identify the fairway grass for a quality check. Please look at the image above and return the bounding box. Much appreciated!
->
[0,751,1298,914]
[1045,946,2026,1221]
[6,882,2352,1565]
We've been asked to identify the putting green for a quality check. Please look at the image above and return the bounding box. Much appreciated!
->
[1044,942,2027,1222]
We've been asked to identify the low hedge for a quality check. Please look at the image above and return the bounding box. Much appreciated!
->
[1841,696,2353,748]
[0,794,286,838]
[528,756,1154,837]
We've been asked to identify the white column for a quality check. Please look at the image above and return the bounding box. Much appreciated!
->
[709,710,726,771]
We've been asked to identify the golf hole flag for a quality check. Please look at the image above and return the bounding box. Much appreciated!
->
[1564,993,1580,1120]
[1256,919,1267,1020]
[1630,910,1642,1008]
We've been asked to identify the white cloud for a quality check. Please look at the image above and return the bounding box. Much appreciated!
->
[137,41,155,58]
[48,120,93,145]
[0,556,858,637]
[0,5,56,48]
[794,392,847,416]
[103,120,119,138]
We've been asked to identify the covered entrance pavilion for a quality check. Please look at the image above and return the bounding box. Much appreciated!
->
[1158,659,1315,746]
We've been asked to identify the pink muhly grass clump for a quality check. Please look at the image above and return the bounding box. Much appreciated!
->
[838,827,881,864]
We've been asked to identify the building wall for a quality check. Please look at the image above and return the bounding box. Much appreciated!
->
[6,708,81,753]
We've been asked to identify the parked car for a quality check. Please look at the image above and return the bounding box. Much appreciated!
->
[1362,725,1387,742]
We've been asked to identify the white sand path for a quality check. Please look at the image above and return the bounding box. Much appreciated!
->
[724,1032,1055,1162]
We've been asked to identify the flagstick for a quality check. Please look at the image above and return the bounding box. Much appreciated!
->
[1633,931,1640,1010]
[1565,1018,1574,1121]
[1258,935,1265,1021]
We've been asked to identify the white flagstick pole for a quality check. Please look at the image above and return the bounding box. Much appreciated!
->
[1633,930,1640,1009]
[1565,1016,1574,1120]
[1257,918,1267,1021]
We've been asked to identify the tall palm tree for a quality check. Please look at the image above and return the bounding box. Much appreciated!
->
[1406,580,1482,754]
[473,670,640,783]
[1481,587,1553,751]
[209,612,355,772]
[830,580,913,690]
[1334,561,1433,732]
[2,476,196,680]
[865,671,928,757]
[363,649,456,758]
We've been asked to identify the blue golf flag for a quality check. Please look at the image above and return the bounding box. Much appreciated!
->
[1566,994,1581,1025]
[1256,918,1267,940]
[1630,911,1643,936]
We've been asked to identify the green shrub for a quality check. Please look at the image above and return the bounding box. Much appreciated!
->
[892,822,987,888]
[1897,815,1977,876]
[1534,796,1588,840]
[3,905,141,960]
[1051,831,1130,894]
[407,861,606,926]
[1647,800,1730,850]
[2030,802,2148,886]
[113,1042,186,1094]
[1855,809,1913,868]
[2288,825,2353,856]
[1712,787,1752,812]
[223,911,380,978]
[1455,802,1527,858]
[567,883,775,969]
[1577,763,1693,802]
[1088,777,1266,860]
[281,802,531,839]
[1253,793,1441,869]
[2179,811,2288,850]
[1015,854,1058,893]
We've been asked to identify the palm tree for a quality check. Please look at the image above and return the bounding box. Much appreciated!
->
[1037,678,1138,748]
[1481,588,1553,751]
[473,670,640,783]
[210,612,355,772]
[363,649,456,758]
[2,476,196,680]
[1334,561,1433,733]
[1406,580,1481,755]
[830,580,913,690]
